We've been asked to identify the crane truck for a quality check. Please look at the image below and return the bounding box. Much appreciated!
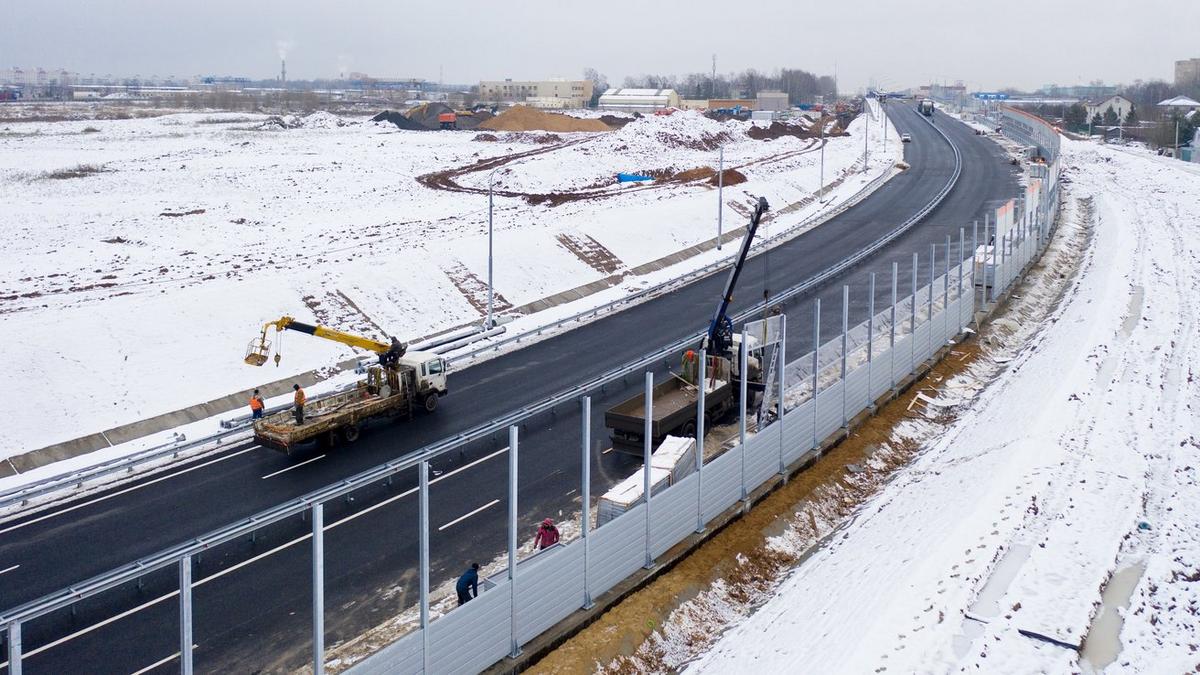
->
[243,317,448,453]
[605,198,768,454]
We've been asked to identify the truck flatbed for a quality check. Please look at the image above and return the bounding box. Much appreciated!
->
[254,369,414,452]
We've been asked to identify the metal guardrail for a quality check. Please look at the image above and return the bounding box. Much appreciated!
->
[0,109,895,519]
[0,106,961,629]
[449,145,896,365]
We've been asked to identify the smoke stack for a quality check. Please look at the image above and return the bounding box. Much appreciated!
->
[280,58,286,85]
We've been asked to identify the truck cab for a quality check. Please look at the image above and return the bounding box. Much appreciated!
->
[400,350,449,398]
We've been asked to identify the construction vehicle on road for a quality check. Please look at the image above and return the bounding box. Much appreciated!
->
[244,317,448,453]
[918,99,935,116]
[605,198,768,454]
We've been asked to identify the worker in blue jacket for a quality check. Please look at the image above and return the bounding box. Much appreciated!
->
[456,563,480,606]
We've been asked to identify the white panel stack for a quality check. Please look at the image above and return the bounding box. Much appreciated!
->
[597,467,671,525]
[651,435,697,484]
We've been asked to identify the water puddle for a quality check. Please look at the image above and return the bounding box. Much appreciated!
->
[1080,561,1147,671]
[952,543,1032,659]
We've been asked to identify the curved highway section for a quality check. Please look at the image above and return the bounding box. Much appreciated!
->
[0,107,1017,674]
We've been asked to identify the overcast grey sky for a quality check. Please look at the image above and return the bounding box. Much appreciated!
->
[3,0,1196,91]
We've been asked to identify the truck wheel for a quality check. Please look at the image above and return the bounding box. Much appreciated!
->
[342,424,361,443]
[423,392,439,413]
[682,421,697,438]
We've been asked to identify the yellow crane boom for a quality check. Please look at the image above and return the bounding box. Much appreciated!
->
[244,316,406,368]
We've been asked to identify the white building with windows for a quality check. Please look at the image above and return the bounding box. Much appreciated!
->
[479,79,593,108]
[1085,95,1134,123]
[597,88,681,113]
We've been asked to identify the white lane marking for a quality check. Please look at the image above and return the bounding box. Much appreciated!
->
[328,446,509,530]
[0,446,260,536]
[437,499,500,532]
[261,455,325,479]
[10,446,512,662]
[0,564,19,575]
[129,647,195,675]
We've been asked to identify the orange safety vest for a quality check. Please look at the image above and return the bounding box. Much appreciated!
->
[295,388,306,406]
[249,395,264,411]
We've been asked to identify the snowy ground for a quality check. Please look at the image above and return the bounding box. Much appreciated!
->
[0,103,897,457]
[682,139,1200,671]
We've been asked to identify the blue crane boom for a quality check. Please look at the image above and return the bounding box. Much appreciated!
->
[702,196,769,356]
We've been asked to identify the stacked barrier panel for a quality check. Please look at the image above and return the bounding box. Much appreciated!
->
[843,366,870,415]
[588,504,649,596]
[701,447,742,523]
[893,333,914,380]
[353,628,424,675]
[913,321,932,364]
[782,399,815,465]
[745,425,781,489]
[515,543,586,644]
[427,577,512,675]
[816,382,843,439]
[870,343,893,400]
[649,473,700,558]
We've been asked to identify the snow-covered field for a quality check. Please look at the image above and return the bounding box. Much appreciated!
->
[686,139,1200,671]
[0,104,897,457]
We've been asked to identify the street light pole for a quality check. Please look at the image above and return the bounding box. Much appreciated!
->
[486,168,496,329]
[819,115,826,201]
[717,146,724,250]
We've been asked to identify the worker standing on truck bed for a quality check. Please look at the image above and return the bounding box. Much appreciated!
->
[293,384,306,424]
[249,389,265,419]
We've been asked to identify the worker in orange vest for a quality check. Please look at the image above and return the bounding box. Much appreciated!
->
[249,389,265,419]
[293,384,306,424]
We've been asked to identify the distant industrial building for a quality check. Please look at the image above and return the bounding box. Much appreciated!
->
[479,79,592,108]
[756,91,789,111]
[1039,83,1118,100]
[597,88,681,112]
[707,98,755,111]
[1178,58,1200,88]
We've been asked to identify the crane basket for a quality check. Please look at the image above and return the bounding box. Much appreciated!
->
[244,338,272,366]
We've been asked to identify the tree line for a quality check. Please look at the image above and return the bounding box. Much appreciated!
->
[583,67,837,106]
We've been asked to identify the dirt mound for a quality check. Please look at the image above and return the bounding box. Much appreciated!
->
[371,110,428,131]
[709,168,747,186]
[612,111,741,151]
[406,102,454,129]
[747,120,813,141]
[672,167,715,182]
[480,105,611,133]
[600,114,634,128]
[455,110,493,129]
[473,132,499,142]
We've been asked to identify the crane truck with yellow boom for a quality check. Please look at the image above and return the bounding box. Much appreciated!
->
[243,317,448,452]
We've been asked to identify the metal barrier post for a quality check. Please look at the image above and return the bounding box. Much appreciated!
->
[812,299,820,449]
[419,461,430,671]
[508,425,521,658]
[911,253,917,369]
[972,220,979,306]
[696,348,707,533]
[7,621,21,675]
[958,228,965,333]
[777,314,787,476]
[985,214,992,302]
[840,285,848,428]
[739,332,749,503]
[944,235,951,340]
[180,555,193,675]
[313,503,325,675]
[928,244,935,355]
[643,372,654,569]
[581,397,593,609]
[867,273,875,408]
[890,262,898,388]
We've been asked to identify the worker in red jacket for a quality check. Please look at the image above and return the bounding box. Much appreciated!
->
[533,518,560,550]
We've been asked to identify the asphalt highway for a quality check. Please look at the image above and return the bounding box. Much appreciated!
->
[0,107,1018,674]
